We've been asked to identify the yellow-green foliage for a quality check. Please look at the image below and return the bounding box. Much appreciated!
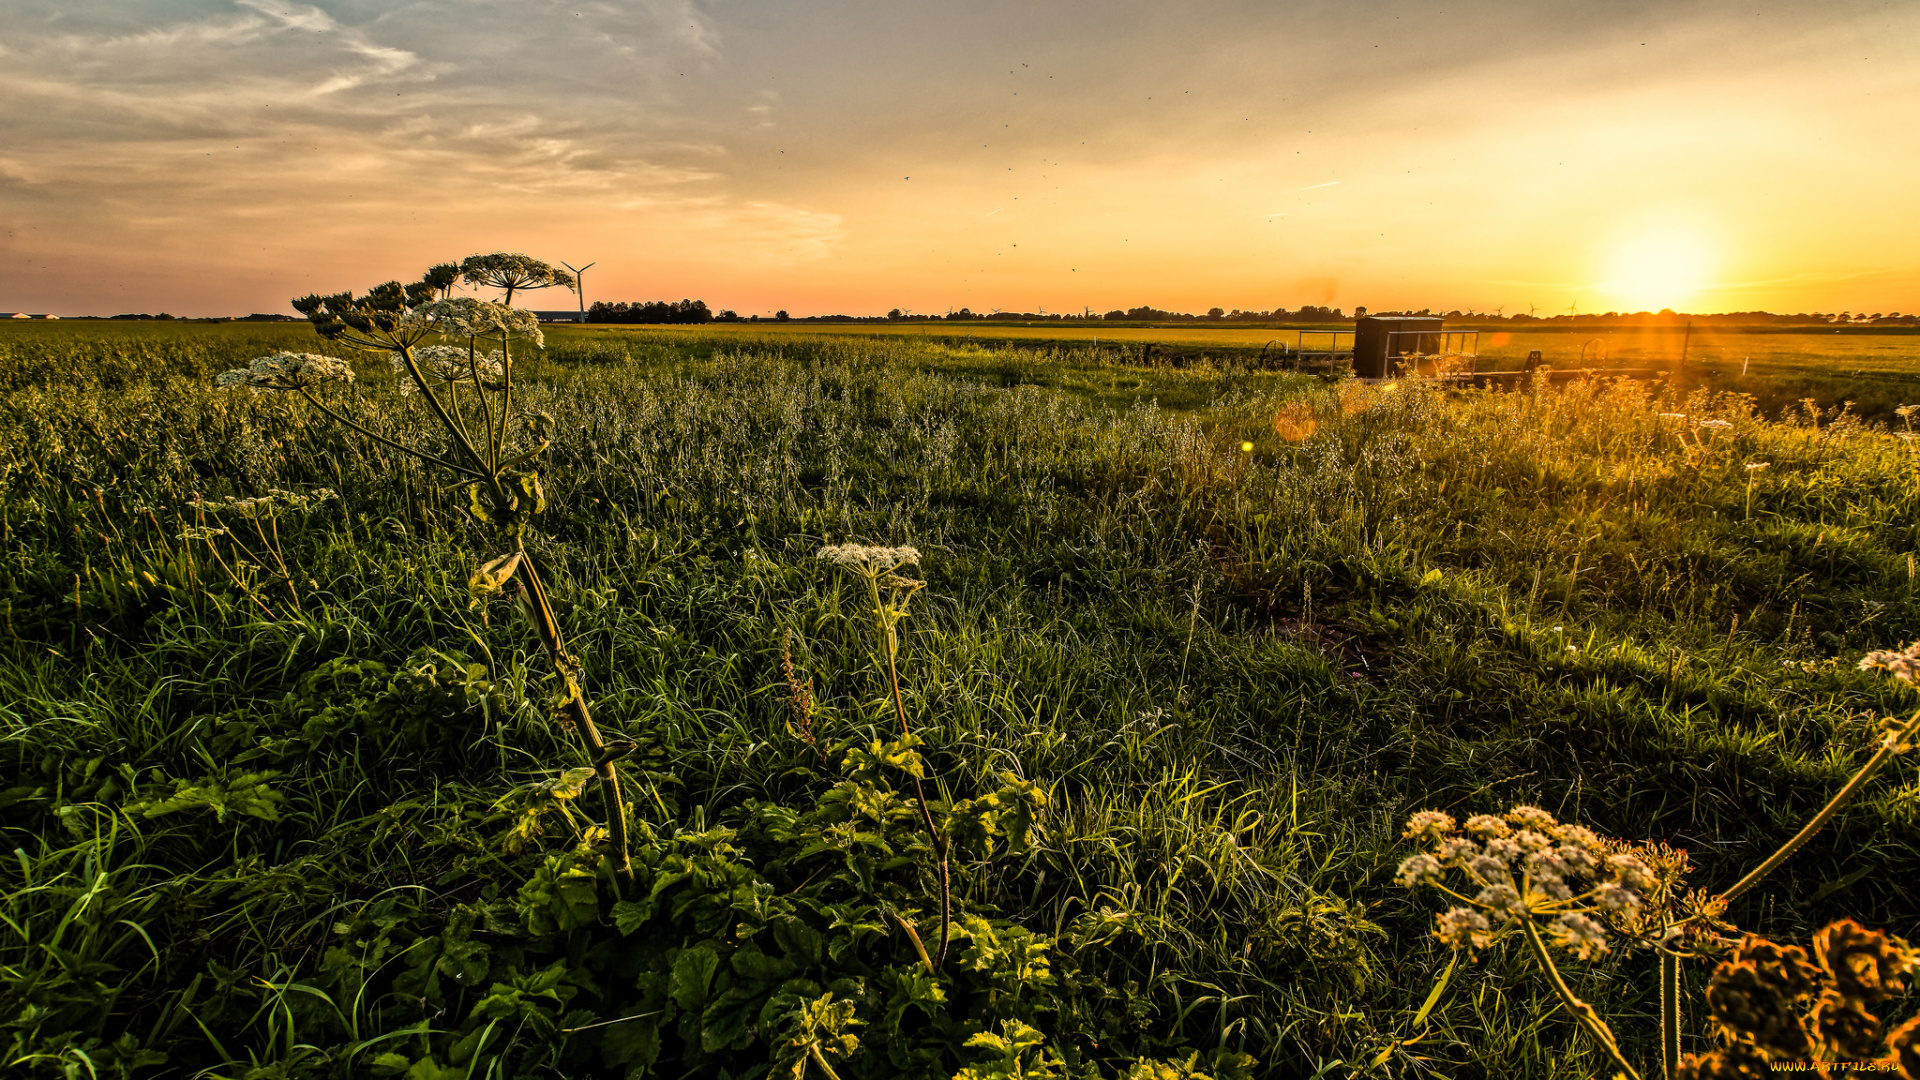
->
[2,324,1918,1078]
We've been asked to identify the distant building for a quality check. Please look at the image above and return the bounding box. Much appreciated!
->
[3,313,57,319]
[532,310,585,323]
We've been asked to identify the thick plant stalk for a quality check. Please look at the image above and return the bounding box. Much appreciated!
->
[517,554,632,876]
[1520,918,1643,1080]
[887,641,951,969]
[1717,709,1920,905]
[1658,951,1681,1080]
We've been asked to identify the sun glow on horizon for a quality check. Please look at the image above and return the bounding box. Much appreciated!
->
[1600,230,1715,313]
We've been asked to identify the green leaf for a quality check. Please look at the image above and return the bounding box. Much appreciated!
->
[669,947,720,1011]
[1411,949,1459,1028]
[730,947,796,984]
[612,900,654,936]
[468,551,522,604]
[405,1057,466,1080]
[598,1013,663,1069]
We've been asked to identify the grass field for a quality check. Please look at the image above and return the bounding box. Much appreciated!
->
[579,321,1920,422]
[2,321,1917,1078]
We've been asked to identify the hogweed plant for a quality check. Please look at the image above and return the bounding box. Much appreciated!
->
[816,543,953,969]
[1399,641,1920,1078]
[214,255,638,875]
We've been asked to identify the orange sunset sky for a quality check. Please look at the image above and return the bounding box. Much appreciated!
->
[2,0,1917,318]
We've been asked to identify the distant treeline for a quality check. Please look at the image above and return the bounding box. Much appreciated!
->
[586,300,715,324]
[720,306,1920,327]
[878,305,1352,323]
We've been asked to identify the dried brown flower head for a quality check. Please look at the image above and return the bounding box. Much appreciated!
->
[1705,960,1812,1060]
[1814,919,1912,1005]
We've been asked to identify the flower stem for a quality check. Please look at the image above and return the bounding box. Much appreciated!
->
[517,553,631,877]
[1519,918,1642,1080]
[1658,950,1681,1080]
[807,1043,847,1080]
[1717,708,1920,905]
[294,387,484,479]
[887,633,950,970]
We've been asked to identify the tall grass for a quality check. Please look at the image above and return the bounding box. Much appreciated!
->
[1,326,1915,1077]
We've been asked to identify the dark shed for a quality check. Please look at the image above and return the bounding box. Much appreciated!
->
[1353,315,1443,378]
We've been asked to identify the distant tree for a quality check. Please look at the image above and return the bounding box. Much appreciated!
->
[1206,307,1225,319]
[459,253,575,307]
[717,309,740,321]
[1103,310,1127,320]
[887,308,903,320]
[1353,306,1368,318]
[775,310,790,321]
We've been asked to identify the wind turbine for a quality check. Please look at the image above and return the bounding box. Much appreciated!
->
[561,261,595,322]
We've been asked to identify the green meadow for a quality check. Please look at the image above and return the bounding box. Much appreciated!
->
[3,320,1917,1078]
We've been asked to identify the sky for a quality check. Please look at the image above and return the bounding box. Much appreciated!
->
[2,0,1917,318]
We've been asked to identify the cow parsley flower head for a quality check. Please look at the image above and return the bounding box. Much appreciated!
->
[1859,640,1920,685]
[1396,853,1445,888]
[1467,853,1509,882]
[1435,907,1493,951]
[1403,810,1456,843]
[1606,854,1657,893]
[1506,805,1559,831]
[1551,912,1611,960]
[1464,814,1512,840]
[1592,881,1641,915]
[392,346,506,394]
[215,352,355,389]
[1399,804,1682,959]
[816,544,922,575]
[403,297,544,347]
[1695,419,1734,431]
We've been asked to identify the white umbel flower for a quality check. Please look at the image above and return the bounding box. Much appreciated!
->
[402,297,544,347]
[392,346,506,394]
[215,352,355,389]
[1860,640,1920,685]
[816,544,922,574]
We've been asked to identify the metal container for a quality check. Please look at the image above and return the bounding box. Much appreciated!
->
[1353,316,1443,378]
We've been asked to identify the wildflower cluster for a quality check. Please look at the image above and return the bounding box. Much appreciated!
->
[1680,920,1918,1079]
[214,352,354,389]
[392,345,505,395]
[1397,805,1682,960]
[402,297,544,347]
[186,488,337,519]
[1859,640,1920,687]
[816,543,922,575]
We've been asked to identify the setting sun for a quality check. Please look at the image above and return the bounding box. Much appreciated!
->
[1601,231,1714,313]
